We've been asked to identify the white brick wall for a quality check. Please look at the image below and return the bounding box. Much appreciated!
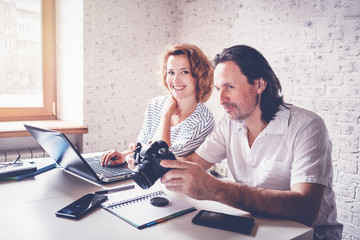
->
[80,0,359,238]
[82,0,176,152]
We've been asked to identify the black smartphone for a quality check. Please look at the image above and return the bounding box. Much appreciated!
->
[56,193,108,219]
[192,210,255,235]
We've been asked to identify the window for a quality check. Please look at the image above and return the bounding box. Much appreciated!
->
[0,0,56,121]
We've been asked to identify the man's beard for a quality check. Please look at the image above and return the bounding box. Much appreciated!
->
[224,95,259,121]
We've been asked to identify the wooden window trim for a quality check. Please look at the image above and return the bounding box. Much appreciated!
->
[0,120,88,138]
[0,0,57,121]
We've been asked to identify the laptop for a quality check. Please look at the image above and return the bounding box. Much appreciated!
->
[24,124,132,184]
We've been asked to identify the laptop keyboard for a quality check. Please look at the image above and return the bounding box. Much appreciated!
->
[85,156,132,178]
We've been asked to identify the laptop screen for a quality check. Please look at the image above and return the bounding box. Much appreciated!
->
[24,125,99,183]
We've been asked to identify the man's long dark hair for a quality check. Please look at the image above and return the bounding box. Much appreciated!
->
[214,45,285,123]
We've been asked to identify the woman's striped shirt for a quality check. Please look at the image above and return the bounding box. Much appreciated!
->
[137,95,215,157]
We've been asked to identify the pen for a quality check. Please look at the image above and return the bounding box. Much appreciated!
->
[95,184,135,195]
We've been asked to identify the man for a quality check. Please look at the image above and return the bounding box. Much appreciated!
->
[160,45,343,239]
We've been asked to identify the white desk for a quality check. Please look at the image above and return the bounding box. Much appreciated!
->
[0,163,313,240]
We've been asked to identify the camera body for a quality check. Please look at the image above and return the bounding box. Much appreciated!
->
[131,140,176,189]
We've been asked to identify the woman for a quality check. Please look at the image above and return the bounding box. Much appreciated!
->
[100,43,215,167]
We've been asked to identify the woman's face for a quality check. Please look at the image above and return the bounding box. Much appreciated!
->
[166,54,197,101]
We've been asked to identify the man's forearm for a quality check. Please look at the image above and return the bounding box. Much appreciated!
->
[211,180,323,226]
[161,157,323,226]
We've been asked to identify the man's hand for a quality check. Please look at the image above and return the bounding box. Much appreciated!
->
[160,159,219,200]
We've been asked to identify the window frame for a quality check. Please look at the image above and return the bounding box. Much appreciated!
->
[0,0,57,121]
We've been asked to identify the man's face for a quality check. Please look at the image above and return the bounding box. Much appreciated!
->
[214,61,260,121]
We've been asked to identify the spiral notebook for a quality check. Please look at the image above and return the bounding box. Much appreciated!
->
[101,189,196,229]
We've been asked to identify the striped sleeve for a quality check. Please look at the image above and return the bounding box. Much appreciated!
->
[169,103,215,157]
[137,96,166,144]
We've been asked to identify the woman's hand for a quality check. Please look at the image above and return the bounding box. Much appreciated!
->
[100,150,126,166]
[100,143,137,167]
[163,95,178,119]
[125,143,137,170]
[155,95,178,147]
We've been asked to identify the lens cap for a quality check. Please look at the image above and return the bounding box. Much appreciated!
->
[150,197,169,207]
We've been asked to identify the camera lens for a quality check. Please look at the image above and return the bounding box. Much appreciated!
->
[131,171,152,189]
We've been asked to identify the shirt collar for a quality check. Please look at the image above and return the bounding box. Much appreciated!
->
[235,119,246,132]
[263,105,290,135]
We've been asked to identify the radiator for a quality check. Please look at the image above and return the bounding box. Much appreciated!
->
[0,148,49,162]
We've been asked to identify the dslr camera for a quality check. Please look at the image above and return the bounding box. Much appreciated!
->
[131,140,176,189]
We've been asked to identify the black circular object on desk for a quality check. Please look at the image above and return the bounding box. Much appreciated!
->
[150,197,169,207]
